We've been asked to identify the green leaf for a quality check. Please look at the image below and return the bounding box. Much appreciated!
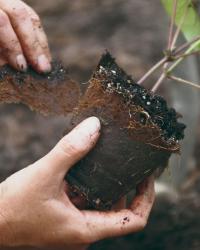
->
[161,0,200,49]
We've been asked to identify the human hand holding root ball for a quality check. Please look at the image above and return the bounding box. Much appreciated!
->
[0,117,155,249]
[0,0,155,248]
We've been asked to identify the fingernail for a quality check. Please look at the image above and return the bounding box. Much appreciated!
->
[68,117,101,149]
[16,54,27,72]
[37,54,51,73]
[78,117,101,136]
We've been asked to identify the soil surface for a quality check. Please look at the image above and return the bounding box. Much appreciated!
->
[0,0,199,250]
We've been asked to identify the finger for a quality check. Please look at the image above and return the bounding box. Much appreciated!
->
[82,176,155,242]
[27,7,51,61]
[35,25,52,62]
[112,196,127,210]
[130,175,155,216]
[36,117,101,178]
[0,9,27,71]
[2,1,51,73]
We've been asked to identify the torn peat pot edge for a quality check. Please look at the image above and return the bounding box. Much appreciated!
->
[0,52,186,210]
[66,52,186,210]
[0,62,80,115]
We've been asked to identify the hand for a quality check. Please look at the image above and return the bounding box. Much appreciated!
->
[0,117,155,250]
[0,0,51,73]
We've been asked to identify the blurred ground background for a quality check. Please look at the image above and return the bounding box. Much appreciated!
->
[0,0,200,249]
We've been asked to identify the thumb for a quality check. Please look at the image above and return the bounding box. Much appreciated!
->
[35,117,101,178]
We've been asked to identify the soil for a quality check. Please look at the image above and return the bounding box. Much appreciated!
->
[0,0,199,249]
[93,52,185,141]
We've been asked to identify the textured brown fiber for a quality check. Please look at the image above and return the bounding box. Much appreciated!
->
[0,62,80,116]
[66,64,181,209]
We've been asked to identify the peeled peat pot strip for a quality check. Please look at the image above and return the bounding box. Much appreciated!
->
[0,62,80,115]
[66,52,186,210]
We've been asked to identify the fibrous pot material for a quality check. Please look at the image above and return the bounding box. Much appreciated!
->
[0,62,80,115]
[66,53,185,209]
[0,52,186,210]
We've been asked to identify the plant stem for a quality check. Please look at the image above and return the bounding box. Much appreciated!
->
[175,50,200,59]
[151,0,178,93]
[168,39,200,73]
[151,38,200,93]
[151,73,166,93]
[168,75,200,89]
[137,38,200,86]
[168,0,178,50]
[174,35,200,55]
[147,0,200,93]
[138,4,200,88]
[137,57,167,85]
[171,0,190,49]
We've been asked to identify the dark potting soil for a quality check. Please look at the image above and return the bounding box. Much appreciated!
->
[96,52,186,142]
[0,61,67,84]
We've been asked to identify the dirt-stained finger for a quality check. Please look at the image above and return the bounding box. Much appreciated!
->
[82,176,155,243]
[0,9,27,71]
[130,175,155,218]
[35,25,52,62]
[1,0,51,73]
[27,6,51,61]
